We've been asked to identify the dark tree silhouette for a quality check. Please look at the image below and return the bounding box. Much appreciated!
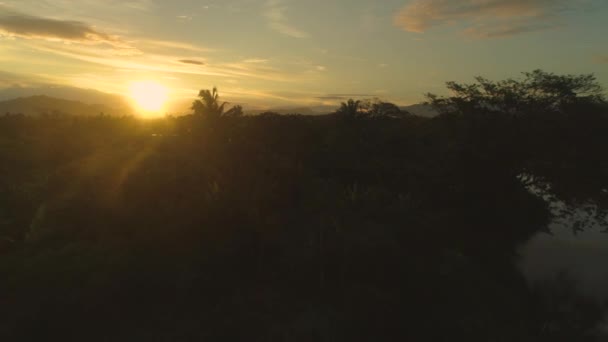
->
[336,98,409,119]
[224,104,244,117]
[426,69,606,115]
[336,99,362,118]
[191,87,243,119]
[365,99,408,118]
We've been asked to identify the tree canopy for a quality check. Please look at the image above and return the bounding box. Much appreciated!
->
[1,71,608,341]
[336,99,362,118]
[426,70,606,115]
[336,98,408,119]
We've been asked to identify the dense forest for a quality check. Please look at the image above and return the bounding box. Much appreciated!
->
[1,70,608,341]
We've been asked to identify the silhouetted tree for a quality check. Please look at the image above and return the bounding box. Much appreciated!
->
[336,99,362,118]
[224,104,244,117]
[426,69,606,115]
[364,99,408,118]
[337,98,409,119]
[258,111,281,118]
[191,87,244,120]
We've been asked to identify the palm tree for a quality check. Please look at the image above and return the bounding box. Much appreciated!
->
[191,87,227,120]
[337,99,361,118]
[224,105,244,117]
[191,87,245,120]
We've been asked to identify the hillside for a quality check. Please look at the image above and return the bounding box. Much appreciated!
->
[401,103,438,117]
[0,85,131,108]
[246,104,438,117]
[0,95,133,117]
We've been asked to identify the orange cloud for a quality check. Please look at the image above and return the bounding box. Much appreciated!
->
[394,0,574,38]
[264,0,310,38]
[178,59,205,66]
[0,5,136,51]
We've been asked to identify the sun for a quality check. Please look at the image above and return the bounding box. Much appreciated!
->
[129,81,168,112]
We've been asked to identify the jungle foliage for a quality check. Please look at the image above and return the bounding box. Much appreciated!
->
[1,71,607,341]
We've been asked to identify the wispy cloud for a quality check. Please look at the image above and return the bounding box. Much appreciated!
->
[463,20,558,38]
[264,0,310,38]
[221,88,295,103]
[243,58,270,64]
[316,93,376,101]
[19,39,322,84]
[0,5,137,52]
[136,39,215,54]
[394,0,578,38]
[594,55,608,64]
[52,0,152,12]
[178,59,205,65]
[0,70,52,88]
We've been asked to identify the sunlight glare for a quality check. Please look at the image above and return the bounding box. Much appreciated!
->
[129,81,168,112]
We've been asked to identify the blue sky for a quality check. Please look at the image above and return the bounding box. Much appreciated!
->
[0,0,607,110]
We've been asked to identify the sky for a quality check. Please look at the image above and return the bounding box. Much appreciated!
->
[1,0,607,111]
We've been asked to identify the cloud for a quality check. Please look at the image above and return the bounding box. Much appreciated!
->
[264,0,310,38]
[21,40,320,84]
[394,0,575,38]
[316,94,375,101]
[243,58,269,64]
[0,6,135,51]
[178,59,205,65]
[136,39,215,53]
[463,20,558,38]
[594,55,608,64]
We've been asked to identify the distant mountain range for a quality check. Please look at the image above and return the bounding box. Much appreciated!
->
[0,85,134,117]
[0,85,438,118]
[247,103,438,117]
[0,96,133,117]
[0,86,131,109]
[400,103,438,118]
[247,106,333,116]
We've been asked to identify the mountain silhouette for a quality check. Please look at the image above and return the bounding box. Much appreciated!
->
[0,85,131,107]
[400,103,437,117]
[0,95,133,116]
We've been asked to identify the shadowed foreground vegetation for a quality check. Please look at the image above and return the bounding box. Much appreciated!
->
[1,71,608,341]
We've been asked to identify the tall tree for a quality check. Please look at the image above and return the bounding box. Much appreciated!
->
[191,87,243,119]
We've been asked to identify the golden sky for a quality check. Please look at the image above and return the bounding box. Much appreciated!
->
[1,0,607,112]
